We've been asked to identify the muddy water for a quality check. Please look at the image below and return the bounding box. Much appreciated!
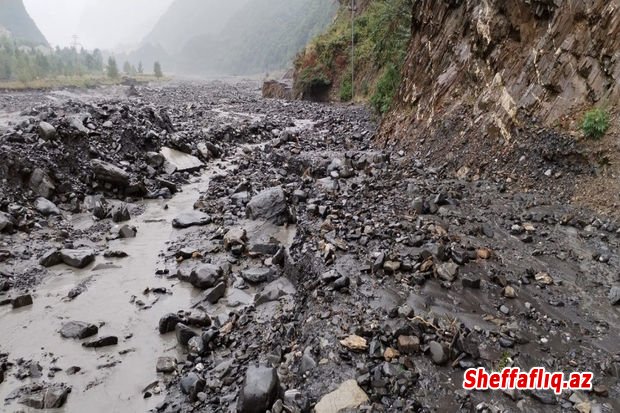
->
[0,162,237,412]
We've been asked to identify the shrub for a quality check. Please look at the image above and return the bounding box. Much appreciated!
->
[371,64,400,113]
[582,108,610,139]
[340,75,353,101]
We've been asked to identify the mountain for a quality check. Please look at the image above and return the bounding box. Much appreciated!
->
[0,0,47,44]
[179,0,338,75]
[141,0,249,54]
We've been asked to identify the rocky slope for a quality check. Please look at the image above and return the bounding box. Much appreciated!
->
[380,1,619,200]
[0,0,47,45]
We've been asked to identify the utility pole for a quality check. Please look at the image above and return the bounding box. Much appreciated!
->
[350,0,355,99]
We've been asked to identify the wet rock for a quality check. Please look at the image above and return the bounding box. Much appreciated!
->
[119,225,137,238]
[237,365,279,413]
[186,310,211,327]
[189,264,223,289]
[180,372,205,402]
[609,286,620,306]
[461,274,481,289]
[34,197,60,216]
[383,261,401,273]
[91,159,130,186]
[60,321,98,339]
[39,249,63,267]
[146,152,165,168]
[60,249,95,268]
[204,282,226,304]
[314,380,369,413]
[111,203,131,223]
[160,147,204,173]
[156,357,176,374]
[159,313,181,334]
[429,341,448,365]
[175,323,196,346]
[19,383,70,409]
[37,121,57,140]
[11,294,33,309]
[188,336,205,355]
[0,211,15,233]
[29,168,55,199]
[82,336,118,348]
[240,267,274,284]
[246,186,292,224]
[172,211,212,228]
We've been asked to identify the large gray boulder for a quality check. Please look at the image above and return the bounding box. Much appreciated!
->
[0,212,15,233]
[91,159,130,186]
[246,187,293,224]
[237,365,279,413]
[160,147,204,174]
[60,249,95,268]
[29,168,55,199]
[37,121,57,140]
[34,197,60,216]
[172,211,211,228]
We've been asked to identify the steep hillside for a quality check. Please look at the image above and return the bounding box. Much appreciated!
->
[141,0,249,54]
[179,0,337,76]
[380,0,620,213]
[293,0,412,106]
[0,0,47,45]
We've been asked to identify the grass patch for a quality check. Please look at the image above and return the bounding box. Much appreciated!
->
[582,108,610,139]
[0,74,164,91]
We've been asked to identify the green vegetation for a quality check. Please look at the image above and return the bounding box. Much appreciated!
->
[0,36,104,83]
[154,62,163,78]
[294,0,413,112]
[582,108,610,139]
[106,57,119,79]
[340,74,353,102]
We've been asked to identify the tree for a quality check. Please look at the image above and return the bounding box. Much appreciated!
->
[137,61,143,74]
[154,61,163,78]
[123,60,131,75]
[106,57,119,79]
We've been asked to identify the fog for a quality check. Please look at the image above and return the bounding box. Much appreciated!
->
[23,0,174,50]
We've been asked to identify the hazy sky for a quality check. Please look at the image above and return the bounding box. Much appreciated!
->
[23,0,174,50]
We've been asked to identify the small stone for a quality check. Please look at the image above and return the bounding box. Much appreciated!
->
[240,267,274,284]
[535,272,553,285]
[476,248,492,259]
[156,357,176,374]
[39,249,63,267]
[180,372,205,402]
[397,335,420,354]
[503,286,517,298]
[435,262,459,281]
[383,347,400,361]
[11,294,33,309]
[189,264,223,289]
[340,335,368,351]
[175,323,196,346]
[82,336,118,348]
[429,341,448,365]
[462,275,481,289]
[172,211,211,229]
[159,313,181,334]
[383,261,401,273]
[314,380,369,413]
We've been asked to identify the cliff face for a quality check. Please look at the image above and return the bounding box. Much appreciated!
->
[382,0,619,146]
[0,0,47,45]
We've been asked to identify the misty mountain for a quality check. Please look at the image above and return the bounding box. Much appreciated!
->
[0,0,47,44]
[141,0,250,54]
[179,0,337,75]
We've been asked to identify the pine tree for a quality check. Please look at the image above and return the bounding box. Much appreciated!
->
[154,61,163,78]
[106,57,119,79]
[123,61,131,75]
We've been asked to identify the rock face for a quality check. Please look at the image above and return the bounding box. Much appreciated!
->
[246,186,292,224]
[314,380,369,413]
[237,365,279,413]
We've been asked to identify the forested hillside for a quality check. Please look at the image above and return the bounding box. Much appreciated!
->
[0,0,47,45]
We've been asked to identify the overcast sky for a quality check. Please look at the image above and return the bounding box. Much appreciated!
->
[23,0,174,50]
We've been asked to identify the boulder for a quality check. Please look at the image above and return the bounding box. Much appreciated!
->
[180,372,205,402]
[19,384,70,409]
[0,212,15,233]
[172,211,211,229]
[111,203,130,222]
[34,197,60,216]
[82,336,118,348]
[246,186,292,224]
[160,147,204,174]
[159,313,181,334]
[39,249,63,267]
[314,380,369,413]
[240,267,274,284]
[60,249,95,268]
[11,294,33,309]
[60,321,98,339]
[37,121,57,140]
[91,159,130,186]
[28,168,55,199]
[189,264,223,289]
[237,365,279,413]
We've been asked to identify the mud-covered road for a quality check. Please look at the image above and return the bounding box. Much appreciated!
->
[0,81,618,413]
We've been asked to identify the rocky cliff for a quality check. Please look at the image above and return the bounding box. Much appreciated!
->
[379,0,620,212]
